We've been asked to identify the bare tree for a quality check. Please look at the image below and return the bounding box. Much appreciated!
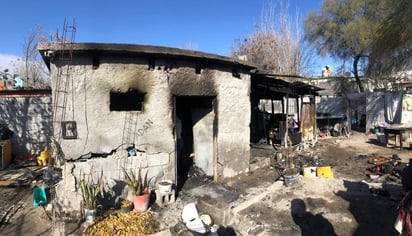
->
[16,26,50,89]
[231,0,315,76]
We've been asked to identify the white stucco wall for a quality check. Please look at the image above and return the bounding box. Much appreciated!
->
[51,57,175,159]
[49,53,252,211]
[0,95,52,157]
[215,71,251,178]
[51,56,176,211]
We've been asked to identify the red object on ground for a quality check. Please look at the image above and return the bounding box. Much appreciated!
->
[15,154,36,162]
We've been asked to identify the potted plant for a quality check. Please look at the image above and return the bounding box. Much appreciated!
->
[79,175,102,223]
[123,167,151,212]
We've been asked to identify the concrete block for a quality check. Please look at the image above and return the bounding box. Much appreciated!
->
[197,194,232,226]
[147,153,170,167]
[155,189,176,207]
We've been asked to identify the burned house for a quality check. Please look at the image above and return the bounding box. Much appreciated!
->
[250,71,321,145]
[38,43,319,212]
[38,43,257,210]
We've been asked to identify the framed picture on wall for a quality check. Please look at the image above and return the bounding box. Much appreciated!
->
[61,121,77,139]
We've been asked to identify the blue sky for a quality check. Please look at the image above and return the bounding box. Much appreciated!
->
[0,0,331,76]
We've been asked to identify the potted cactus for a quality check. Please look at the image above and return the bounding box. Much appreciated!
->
[123,167,151,212]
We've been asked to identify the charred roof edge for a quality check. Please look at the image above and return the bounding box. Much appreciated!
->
[38,42,257,70]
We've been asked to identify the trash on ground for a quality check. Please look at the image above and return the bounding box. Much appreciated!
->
[316,166,334,179]
[182,202,215,234]
[33,186,47,207]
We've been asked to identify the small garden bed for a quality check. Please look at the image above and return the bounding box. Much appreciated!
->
[85,211,159,235]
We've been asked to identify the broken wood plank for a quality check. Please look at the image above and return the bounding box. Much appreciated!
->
[0,180,18,187]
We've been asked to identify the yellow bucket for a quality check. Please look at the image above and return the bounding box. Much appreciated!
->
[316,166,334,179]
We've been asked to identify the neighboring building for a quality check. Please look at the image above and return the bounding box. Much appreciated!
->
[250,71,321,144]
[392,70,412,91]
[304,74,412,134]
[0,89,52,158]
[305,76,373,96]
[38,43,320,212]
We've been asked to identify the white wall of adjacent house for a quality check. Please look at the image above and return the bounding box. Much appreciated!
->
[0,94,52,158]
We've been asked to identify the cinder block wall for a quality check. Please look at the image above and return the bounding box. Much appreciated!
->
[0,95,52,158]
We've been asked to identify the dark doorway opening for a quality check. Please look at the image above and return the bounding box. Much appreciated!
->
[175,96,215,191]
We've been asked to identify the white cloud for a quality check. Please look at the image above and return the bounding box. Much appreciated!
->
[0,54,21,72]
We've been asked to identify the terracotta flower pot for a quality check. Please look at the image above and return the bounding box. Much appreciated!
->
[132,190,151,213]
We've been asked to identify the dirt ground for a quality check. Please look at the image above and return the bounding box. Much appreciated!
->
[221,131,409,235]
[0,131,410,235]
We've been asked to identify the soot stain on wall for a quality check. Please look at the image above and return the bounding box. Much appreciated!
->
[169,67,217,96]
[110,66,154,103]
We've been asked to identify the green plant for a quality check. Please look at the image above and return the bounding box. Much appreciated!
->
[123,168,150,196]
[79,175,102,210]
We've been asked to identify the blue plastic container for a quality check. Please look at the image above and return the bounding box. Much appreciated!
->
[33,186,47,207]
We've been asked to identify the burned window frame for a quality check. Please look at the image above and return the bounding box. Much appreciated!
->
[110,90,145,111]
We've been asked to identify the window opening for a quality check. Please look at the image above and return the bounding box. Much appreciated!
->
[110,90,145,111]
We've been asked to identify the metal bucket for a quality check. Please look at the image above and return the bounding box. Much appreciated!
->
[284,168,300,187]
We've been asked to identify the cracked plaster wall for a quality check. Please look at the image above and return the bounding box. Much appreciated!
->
[50,54,251,211]
[214,70,251,178]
